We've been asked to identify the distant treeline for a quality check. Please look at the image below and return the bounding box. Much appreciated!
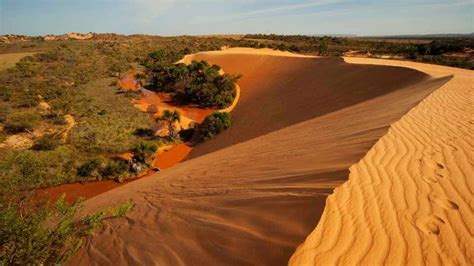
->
[243,34,474,69]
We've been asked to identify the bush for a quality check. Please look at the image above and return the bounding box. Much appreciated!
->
[44,112,67,125]
[77,159,101,177]
[133,127,155,138]
[108,200,134,217]
[0,189,130,264]
[4,111,40,133]
[148,60,239,108]
[99,159,129,178]
[0,194,83,265]
[0,105,9,122]
[131,142,157,164]
[83,211,105,235]
[193,112,231,143]
[31,133,62,151]
[179,128,195,142]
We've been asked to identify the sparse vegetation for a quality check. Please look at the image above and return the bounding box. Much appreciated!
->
[4,111,40,133]
[0,183,136,264]
[108,200,134,217]
[31,133,62,151]
[0,194,84,265]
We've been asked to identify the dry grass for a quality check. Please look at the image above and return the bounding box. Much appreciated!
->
[0,52,36,71]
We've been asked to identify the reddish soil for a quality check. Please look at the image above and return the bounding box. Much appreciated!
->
[36,170,153,204]
[135,89,215,123]
[153,143,193,170]
[116,70,143,91]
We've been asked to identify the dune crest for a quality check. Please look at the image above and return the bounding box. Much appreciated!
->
[290,59,473,265]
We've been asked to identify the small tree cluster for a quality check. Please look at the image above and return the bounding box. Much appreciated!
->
[192,112,232,143]
[148,59,239,108]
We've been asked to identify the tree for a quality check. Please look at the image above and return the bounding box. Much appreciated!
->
[147,58,239,108]
[131,142,157,165]
[158,110,181,139]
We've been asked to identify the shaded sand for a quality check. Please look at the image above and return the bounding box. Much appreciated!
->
[290,59,473,265]
[69,49,450,265]
[153,143,193,170]
[187,52,438,159]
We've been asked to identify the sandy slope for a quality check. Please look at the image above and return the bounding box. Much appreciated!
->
[69,51,450,265]
[187,51,435,159]
[290,59,473,265]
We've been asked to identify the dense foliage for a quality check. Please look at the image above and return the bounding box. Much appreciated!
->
[192,112,232,143]
[148,57,239,108]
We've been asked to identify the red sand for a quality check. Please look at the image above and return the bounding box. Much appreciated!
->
[116,70,143,91]
[39,144,193,204]
[153,143,193,169]
[36,171,153,204]
[135,89,216,123]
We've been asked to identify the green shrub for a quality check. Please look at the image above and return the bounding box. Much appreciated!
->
[4,111,40,133]
[131,142,157,164]
[83,211,105,235]
[15,93,39,108]
[193,112,231,143]
[31,133,62,151]
[133,127,155,138]
[148,60,239,108]
[44,112,68,125]
[108,200,134,217]
[99,159,129,178]
[179,128,195,142]
[0,194,83,265]
[77,159,101,177]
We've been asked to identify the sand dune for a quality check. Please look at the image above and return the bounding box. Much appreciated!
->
[69,50,451,265]
[290,59,473,265]
[187,50,436,159]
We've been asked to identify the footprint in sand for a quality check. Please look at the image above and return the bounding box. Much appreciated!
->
[420,158,447,183]
[421,158,445,170]
[416,215,445,235]
[429,194,459,210]
[424,158,448,176]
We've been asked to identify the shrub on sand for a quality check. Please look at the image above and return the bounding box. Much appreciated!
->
[193,112,231,143]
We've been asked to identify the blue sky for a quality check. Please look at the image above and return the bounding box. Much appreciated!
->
[1,0,473,36]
